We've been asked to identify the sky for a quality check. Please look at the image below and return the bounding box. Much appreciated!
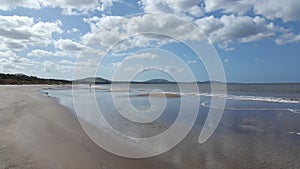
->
[0,0,300,83]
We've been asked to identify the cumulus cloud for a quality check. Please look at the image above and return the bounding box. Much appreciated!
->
[0,50,38,72]
[27,49,73,58]
[126,14,197,38]
[138,0,300,47]
[54,39,84,51]
[27,49,53,57]
[42,60,56,67]
[0,50,18,59]
[253,0,300,22]
[125,53,159,60]
[82,14,204,50]
[275,33,300,45]
[139,0,270,21]
[0,0,41,10]
[196,15,275,46]
[59,60,75,65]
[40,0,112,15]
[0,15,62,51]
[0,0,117,15]
[140,0,203,17]
[67,28,79,34]
[204,0,300,22]
[82,16,127,46]
[41,60,74,73]
[82,13,297,52]
[204,0,252,14]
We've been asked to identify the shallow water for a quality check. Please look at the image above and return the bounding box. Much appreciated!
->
[44,83,300,168]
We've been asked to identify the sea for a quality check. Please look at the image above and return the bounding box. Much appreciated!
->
[43,83,300,168]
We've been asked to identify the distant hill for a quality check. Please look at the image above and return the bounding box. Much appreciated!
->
[144,79,173,84]
[73,77,111,84]
[0,73,224,85]
[0,73,71,85]
[200,80,224,84]
[74,78,175,84]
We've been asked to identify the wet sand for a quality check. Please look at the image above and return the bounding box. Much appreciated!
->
[0,85,299,169]
[0,86,178,169]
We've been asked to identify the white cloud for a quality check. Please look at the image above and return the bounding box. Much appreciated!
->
[218,43,235,51]
[111,62,122,69]
[81,10,300,52]
[196,15,275,45]
[0,49,75,76]
[0,15,62,51]
[54,39,84,51]
[125,53,159,60]
[2,0,300,23]
[82,26,124,47]
[82,13,285,52]
[0,50,38,72]
[82,14,204,50]
[69,28,79,33]
[140,0,203,17]
[253,0,300,22]
[27,49,76,58]
[195,15,224,35]
[204,0,252,14]
[82,14,296,51]
[165,65,185,73]
[137,0,300,47]
[0,0,41,10]
[0,0,117,15]
[59,60,74,65]
[38,59,75,74]
[275,33,300,45]
[204,0,300,22]
[126,14,201,40]
[28,49,53,57]
[42,60,56,67]
[0,50,18,59]
[82,16,127,46]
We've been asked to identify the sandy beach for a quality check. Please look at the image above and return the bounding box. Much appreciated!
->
[0,86,179,169]
[1,85,300,169]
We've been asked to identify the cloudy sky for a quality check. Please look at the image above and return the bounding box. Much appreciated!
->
[0,0,300,82]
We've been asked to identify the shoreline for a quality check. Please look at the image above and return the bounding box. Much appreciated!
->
[1,85,300,169]
[0,85,179,169]
[0,85,103,168]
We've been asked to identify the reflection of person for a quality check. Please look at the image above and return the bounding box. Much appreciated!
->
[89,83,92,92]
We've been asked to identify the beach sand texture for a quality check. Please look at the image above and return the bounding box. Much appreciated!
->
[0,85,299,169]
[0,86,178,169]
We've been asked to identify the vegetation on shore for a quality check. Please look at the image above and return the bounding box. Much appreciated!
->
[0,73,71,85]
[0,74,176,85]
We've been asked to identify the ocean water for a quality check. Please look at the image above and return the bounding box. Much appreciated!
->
[44,83,300,168]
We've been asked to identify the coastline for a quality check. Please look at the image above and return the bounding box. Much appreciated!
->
[1,85,300,169]
[0,85,178,169]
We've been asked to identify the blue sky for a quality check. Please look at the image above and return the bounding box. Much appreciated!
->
[0,0,299,83]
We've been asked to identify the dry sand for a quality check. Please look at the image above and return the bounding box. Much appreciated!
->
[0,86,178,169]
